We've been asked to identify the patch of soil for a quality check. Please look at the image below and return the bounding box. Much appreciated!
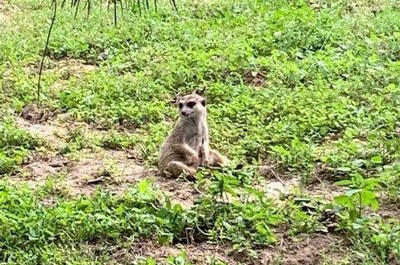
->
[14,115,196,201]
[258,162,347,202]
[259,163,286,181]
[243,70,267,87]
[11,147,147,197]
[306,181,347,201]
[52,58,97,78]
[345,0,394,14]
[261,234,349,265]
[260,178,301,200]
[24,159,66,178]
[65,150,146,196]
[0,0,15,22]
[20,104,45,122]
[378,203,400,220]
[24,58,97,89]
[30,58,97,78]
[307,0,330,11]
[256,167,301,201]
[258,163,303,199]
[109,241,239,265]
[311,162,338,182]
[101,234,350,264]
[154,177,199,209]
[15,116,67,149]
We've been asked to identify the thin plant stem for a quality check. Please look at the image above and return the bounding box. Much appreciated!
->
[37,0,57,106]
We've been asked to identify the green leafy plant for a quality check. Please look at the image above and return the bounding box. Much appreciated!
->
[166,250,192,265]
[334,173,380,222]
[0,120,43,174]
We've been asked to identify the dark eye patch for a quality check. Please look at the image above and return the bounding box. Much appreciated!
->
[178,103,183,109]
[187,101,196,108]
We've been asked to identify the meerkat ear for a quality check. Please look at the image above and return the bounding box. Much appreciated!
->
[171,92,182,105]
[193,88,205,96]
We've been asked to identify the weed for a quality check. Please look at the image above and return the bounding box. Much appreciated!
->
[334,173,380,222]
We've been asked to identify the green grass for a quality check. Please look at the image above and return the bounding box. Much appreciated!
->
[0,0,400,263]
[0,119,43,174]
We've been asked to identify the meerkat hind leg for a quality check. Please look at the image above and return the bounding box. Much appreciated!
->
[167,161,197,180]
[208,149,229,167]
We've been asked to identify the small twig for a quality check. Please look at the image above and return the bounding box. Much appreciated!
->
[87,176,106,184]
[313,172,324,184]
[269,167,285,186]
[194,183,206,196]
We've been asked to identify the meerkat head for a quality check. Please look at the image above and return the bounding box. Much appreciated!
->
[177,93,206,120]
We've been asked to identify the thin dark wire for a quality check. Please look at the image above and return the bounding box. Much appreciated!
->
[113,0,117,25]
[74,0,80,18]
[82,0,88,11]
[145,0,149,10]
[137,0,141,15]
[153,0,157,12]
[170,0,177,11]
[37,0,57,106]
[87,0,91,18]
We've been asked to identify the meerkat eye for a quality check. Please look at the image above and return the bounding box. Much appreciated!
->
[201,100,206,106]
[187,101,196,108]
[178,103,183,109]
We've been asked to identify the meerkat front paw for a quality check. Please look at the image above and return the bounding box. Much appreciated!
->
[186,152,199,167]
[199,146,209,167]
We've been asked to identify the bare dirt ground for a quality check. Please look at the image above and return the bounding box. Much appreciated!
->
[109,241,240,264]
[12,109,346,206]
[12,105,201,207]
[0,0,21,23]
[0,0,9,22]
[87,234,349,264]
[261,234,350,265]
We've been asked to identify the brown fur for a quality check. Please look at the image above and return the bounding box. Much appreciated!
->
[158,93,229,179]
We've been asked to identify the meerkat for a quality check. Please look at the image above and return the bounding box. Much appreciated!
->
[158,92,229,180]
